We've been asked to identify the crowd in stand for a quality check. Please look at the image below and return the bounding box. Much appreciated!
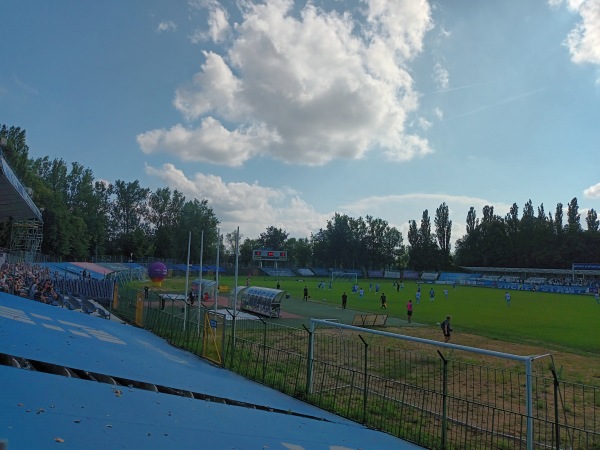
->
[0,262,60,304]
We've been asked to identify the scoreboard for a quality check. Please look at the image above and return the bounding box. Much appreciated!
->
[253,250,287,261]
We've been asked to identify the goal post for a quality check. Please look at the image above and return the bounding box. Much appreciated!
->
[330,272,358,284]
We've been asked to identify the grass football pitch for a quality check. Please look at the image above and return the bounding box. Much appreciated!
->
[217,277,599,355]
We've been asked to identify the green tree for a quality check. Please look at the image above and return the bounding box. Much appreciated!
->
[174,199,220,263]
[258,226,289,250]
[565,197,581,233]
[239,237,260,266]
[586,208,599,233]
[434,202,452,268]
[554,203,563,236]
[0,125,31,181]
[285,237,312,267]
[147,187,185,259]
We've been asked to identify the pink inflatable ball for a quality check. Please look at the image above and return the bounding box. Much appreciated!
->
[148,262,168,286]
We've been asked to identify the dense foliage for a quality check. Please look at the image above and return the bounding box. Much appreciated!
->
[1,124,598,270]
[454,199,600,268]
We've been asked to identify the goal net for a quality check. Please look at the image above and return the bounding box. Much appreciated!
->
[330,272,358,284]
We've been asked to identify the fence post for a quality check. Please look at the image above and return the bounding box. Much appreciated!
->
[306,324,314,395]
[551,368,560,450]
[526,357,533,450]
[437,350,449,450]
[359,334,368,424]
[261,317,267,383]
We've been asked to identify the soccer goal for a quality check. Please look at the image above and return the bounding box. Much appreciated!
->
[331,272,358,284]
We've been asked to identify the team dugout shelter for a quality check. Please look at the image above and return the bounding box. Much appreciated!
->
[237,286,286,318]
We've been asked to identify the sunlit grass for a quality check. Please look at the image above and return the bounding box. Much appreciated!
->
[129,276,600,355]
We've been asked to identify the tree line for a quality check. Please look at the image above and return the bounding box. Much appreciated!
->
[1,124,598,271]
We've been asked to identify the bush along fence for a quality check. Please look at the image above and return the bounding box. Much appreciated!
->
[114,286,600,450]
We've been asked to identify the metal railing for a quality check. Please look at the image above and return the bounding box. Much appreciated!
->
[113,287,600,450]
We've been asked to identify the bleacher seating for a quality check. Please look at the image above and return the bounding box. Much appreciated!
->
[439,272,469,282]
[403,270,419,280]
[420,272,439,281]
[260,268,295,277]
[480,275,500,281]
[297,268,314,276]
[525,277,547,284]
[311,268,330,277]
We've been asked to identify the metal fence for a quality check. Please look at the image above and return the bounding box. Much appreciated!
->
[114,286,600,450]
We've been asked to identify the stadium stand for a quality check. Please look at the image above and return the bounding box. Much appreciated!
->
[499,276,520,283]
[525,277,547,284]
[311,267,330,277]
[260,267,295,277]
[0,291,420,449]
[403,270,420,280]
[297,268,314,276]
[420,272,439,282]
[439,272,471,282]
[480,275,501,281]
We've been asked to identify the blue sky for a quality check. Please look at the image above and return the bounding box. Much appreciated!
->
[2,0,600,248]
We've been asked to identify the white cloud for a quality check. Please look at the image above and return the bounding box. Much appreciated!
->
[145,163,328,238]
[188,0,230,43]
[145,164,512,248]
[433,107,444,120]
[433,62,449,90]
[417,117,432,130]
[137,118,277,166]
[139,0,434,167]
[583,182,600,198]
[156,21,177,33]
[561,0,600,65]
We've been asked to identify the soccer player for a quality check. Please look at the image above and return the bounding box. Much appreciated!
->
[303,286,309,301]
[429,288,435,302]
[441,316,453,342]
[444,288,448,299]
[406,299,413,323]
[341,292,347,309]
[380,292,387,309]
[505,291,511,307]
[595,292,599,304]
[416,291,421,304]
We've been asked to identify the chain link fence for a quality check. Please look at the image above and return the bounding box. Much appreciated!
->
[113,286,600,450]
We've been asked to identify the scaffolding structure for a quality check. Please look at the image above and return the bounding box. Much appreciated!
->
[9,218,43,262]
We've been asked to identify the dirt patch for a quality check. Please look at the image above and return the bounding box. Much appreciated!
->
[377,325,600,387]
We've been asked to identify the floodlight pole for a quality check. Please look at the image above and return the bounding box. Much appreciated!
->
[183,231,191,331]
[215,227,220,312]
[233,227,239,316]
[197,230,204,335]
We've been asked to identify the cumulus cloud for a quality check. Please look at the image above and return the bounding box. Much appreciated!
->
[189,0,230,43]
[417,117,432,130]
[156,21,177,33]
[433,62,449,90]
[138,0,434,167]
[145,164,511,247]
[559,0,600,65]
[137,118,278,166]
[583,182,600,198]
[145,163,328,237]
